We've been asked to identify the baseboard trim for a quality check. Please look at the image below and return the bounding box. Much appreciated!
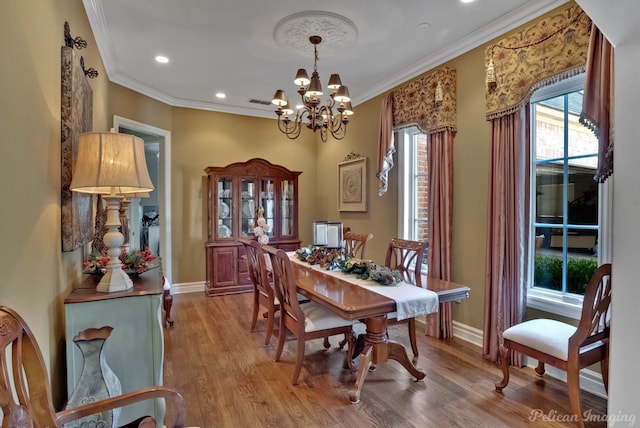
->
[170,281,205,294]
[450,320,607,399]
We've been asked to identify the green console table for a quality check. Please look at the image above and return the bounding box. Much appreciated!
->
[64,267,165,425]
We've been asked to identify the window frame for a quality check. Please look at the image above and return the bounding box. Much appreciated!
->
[397,127,429,274]
[526,74,612,319]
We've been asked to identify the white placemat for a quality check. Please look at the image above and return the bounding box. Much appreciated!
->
[289,255,438,320]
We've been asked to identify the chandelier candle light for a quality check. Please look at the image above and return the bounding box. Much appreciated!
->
[71,131,154,293]
[272,35,353,142]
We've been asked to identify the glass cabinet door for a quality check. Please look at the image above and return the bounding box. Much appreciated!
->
[281,179,294,237]
[240,177,257,237]
[259,178,275,238]
[217,177,233,239]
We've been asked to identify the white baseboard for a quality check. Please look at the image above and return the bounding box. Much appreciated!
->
[450,320,607,399]
[169,281,205,294]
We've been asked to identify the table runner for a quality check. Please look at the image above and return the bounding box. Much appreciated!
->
[288,254,438,320]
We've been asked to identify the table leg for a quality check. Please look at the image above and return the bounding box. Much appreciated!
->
[349,315,426,402]
[163,288,174,327]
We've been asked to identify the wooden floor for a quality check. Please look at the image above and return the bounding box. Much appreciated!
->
[163,292,607,428]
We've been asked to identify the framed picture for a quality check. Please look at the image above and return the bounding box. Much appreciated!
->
[337,156,367,212]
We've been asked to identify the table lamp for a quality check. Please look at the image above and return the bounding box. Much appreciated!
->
[71,131,154,292]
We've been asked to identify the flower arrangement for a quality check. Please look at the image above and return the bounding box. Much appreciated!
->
[253,206,271,245]
[83,247,157,275]
[294,246,402,286]
[337,258,402,286]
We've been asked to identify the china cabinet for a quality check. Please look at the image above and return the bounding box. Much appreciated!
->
[205,158,301,296]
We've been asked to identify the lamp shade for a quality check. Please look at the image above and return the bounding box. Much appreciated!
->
[70,132,154,194]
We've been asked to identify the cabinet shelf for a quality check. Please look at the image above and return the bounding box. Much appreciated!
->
[205,158,302,296]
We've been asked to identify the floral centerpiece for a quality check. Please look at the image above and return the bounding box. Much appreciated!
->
[337,258,402,285]
[253,206,271,245]
[83,247,157,276]
[295,246,402,286]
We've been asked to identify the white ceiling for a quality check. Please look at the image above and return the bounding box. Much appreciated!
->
[83,0,568,120]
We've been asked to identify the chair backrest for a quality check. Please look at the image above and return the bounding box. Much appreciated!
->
[0,306,58,427]
[384,238,429,287]
[343,231,373,259]
[570,263,612,351]
[240,237,271,296]
[262,245,305,328]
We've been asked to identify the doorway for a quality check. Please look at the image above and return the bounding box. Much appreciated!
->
[113,116,173,282]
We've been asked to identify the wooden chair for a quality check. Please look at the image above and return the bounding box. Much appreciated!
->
[384,238,429,357]
[263,245,356,385]
[240,237,279,346]
[343,231,373,259]
[495,263,612,428]
[0,305,187,428]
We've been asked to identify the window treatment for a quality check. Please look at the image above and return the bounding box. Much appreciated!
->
[483,107,530,365]
[425,128,455,339]
[580,23,614,183]
[377,93,395,196]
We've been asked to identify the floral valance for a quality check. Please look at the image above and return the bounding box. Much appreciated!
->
[485,4,592,120]
[392,67,457,133]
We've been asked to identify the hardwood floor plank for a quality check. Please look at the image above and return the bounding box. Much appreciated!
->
[163,292,607,427]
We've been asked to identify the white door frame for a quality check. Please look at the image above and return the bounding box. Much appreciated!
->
[113,116,173,282]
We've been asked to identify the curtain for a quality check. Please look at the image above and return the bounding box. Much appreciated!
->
[425,128,455,339]
[483,107,530,365]
[580,23,614,183]
[377,93,395,196]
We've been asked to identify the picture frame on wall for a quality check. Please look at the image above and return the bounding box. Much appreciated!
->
[337,156,367,212]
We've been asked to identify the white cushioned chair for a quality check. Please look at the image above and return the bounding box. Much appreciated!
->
[495,263,612,428]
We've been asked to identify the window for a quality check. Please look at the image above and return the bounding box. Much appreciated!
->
[397,127,429,242]
[527,75,610,318]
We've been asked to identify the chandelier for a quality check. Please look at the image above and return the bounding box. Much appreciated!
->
[272,35,353,142]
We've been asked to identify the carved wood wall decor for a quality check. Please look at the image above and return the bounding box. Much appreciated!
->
[61,42,93,251]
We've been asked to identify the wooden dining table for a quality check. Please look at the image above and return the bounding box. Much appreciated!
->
[289,257,470,403]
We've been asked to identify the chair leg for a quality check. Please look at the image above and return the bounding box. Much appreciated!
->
[534,360,546,376]
[275,319,286,362]
[264,303,275,346]
[323,336,331,348]
[292,337,305,385]
[338,334,348,349]
[250,291,259,332]
[566,368,585,428]
[408,318,418,357]
[601,345,609,394]
[495,345,511,392]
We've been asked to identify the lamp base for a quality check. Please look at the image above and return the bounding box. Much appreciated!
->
[96,267,133,293]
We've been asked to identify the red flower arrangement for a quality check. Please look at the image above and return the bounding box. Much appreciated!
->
[84,247,157,275]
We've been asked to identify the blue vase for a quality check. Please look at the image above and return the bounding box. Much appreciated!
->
[65,326,122,428]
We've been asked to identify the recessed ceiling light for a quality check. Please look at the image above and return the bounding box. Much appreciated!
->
[215,92,227,99]
[155,55,169,64]
[460,0,475,3]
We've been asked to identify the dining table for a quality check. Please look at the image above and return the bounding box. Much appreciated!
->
[288,255,470,403]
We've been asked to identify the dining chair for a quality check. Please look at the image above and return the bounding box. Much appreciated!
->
[343,231,373,259]
[0,305,187,428]
[384,238,429,358]
[240,237,279,346]
[495,263,611,428]
[263,245,356,385]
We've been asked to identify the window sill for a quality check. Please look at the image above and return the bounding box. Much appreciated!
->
[527,289,582,319]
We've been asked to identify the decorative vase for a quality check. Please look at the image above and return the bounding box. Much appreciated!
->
[65,326,122,428]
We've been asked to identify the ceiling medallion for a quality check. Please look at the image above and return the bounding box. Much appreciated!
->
[274,11,358,57]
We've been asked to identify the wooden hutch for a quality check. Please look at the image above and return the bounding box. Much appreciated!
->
[205,158,301,296]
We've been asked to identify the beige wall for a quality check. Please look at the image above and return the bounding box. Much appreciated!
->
[0,0,109,407]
